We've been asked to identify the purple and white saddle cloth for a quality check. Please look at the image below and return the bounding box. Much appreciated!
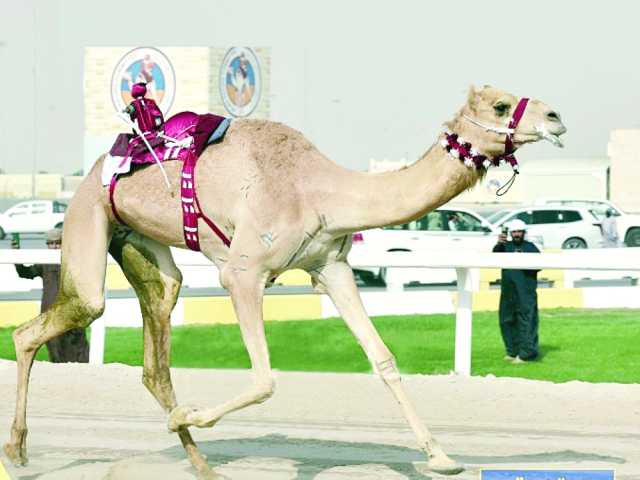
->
[103,111,232,250]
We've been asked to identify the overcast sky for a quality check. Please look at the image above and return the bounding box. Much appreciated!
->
[2,0,640,174]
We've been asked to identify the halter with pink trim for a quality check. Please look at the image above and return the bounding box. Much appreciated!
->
[440,97,530,172]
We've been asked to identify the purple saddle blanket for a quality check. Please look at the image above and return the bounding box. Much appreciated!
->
[109,112,230,165]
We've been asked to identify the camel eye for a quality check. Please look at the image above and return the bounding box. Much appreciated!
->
[493,102,511,116]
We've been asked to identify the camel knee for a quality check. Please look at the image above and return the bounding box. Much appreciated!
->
[219,265,243,292]
[219,262,265,293]
[14,293,104,350]
[81,296,105,322]
[253,376,276,404]
[61,295,104,328]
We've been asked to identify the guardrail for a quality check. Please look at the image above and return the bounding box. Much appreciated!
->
[1,248,639,374]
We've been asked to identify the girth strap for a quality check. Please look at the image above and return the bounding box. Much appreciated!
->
[109,174,127,226]
[108,160,232,250]
[180,151,231,250]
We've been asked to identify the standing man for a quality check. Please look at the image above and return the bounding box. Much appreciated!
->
[12,228,89,363]
[493,219,541,363]
[600,209,621,248]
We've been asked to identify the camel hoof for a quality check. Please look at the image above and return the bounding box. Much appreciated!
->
[3,441,28,466]
[415,456,464,475]
[198,469,229,480]
[168,405,198,432]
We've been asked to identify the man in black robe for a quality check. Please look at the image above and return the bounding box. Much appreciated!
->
[493,219,540,363]
[13,228,89,363]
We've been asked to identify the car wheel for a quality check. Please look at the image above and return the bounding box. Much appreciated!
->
[625,228,640,247]
[0,227,4,240]
[562,237,587,249]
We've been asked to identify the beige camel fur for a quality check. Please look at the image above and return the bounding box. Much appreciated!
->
[4,85,565,478]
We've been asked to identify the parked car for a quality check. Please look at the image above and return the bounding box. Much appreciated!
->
[348,207,498,285]
[0,200,67,239]
[538,199,640,247]
[488,206,602,249]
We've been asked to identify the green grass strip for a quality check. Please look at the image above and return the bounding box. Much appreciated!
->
[1,308,638,384]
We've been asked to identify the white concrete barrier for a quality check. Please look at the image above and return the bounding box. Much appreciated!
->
[0,247,639,373]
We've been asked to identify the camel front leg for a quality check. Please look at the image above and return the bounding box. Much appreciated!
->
[168,261,274,432]
[311,261,463,475]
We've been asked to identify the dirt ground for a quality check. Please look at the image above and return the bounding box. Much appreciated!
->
[0,359,638,479]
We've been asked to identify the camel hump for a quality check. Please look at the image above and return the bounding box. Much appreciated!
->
[232,119,322,169]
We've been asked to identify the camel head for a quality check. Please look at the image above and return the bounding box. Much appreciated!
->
[449,85,567,161]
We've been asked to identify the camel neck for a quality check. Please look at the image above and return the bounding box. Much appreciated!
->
[324,136,483,235]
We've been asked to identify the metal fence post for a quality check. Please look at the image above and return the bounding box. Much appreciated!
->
[454,267,474,375]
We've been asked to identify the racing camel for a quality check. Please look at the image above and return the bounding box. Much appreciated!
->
[4,85,566,478]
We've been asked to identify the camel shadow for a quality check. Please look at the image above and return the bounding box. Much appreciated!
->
[157,434,625,479]
[12,434,625,480]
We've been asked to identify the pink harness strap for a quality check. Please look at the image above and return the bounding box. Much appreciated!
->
[109,174,127,225]
[504,97,530,156]
[180,151,231,250]
[108,110,232,250]
[109,157,231,250]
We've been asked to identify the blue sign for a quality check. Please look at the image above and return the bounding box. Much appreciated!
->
[481,470,614,480]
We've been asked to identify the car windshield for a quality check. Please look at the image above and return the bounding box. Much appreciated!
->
[383,209,488,232]
[487,210,513,225]
[545,200,620,219]
[584,203,617,220]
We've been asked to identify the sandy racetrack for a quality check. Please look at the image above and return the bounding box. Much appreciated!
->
[1,360,638,479]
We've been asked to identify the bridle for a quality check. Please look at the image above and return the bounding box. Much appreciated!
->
[442,97,530,195]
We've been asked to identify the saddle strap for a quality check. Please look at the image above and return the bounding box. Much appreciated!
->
[109,174,127,226]
[181,152,231,250]
[109,158,231,250]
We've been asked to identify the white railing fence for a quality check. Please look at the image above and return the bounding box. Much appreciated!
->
[0,248,639,375]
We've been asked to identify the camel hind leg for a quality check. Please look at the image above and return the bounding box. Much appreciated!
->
[4,186,111,466]
[110,231,219,479]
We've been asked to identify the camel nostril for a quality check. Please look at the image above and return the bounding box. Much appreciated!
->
[546,111,561,122]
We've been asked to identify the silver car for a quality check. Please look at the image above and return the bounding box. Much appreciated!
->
[488,206,602,249]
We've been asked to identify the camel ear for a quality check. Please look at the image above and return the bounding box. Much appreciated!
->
[466,85,479,112]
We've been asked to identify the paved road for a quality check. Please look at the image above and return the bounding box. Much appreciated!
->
[1,362,637,479]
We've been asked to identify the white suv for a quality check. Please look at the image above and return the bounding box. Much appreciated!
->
[540,200,640,247]
[0,200,67,239]
[489,206,602,249]
[348,207,497,285]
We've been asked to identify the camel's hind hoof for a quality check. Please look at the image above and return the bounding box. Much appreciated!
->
[199,469,230,480]
[415,456,464,475]
[168,405,198,432]
[3,441,28,467]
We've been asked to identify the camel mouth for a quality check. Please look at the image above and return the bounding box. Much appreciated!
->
[535,124,565,148]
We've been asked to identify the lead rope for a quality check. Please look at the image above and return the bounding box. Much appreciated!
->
[496,170,518,196]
